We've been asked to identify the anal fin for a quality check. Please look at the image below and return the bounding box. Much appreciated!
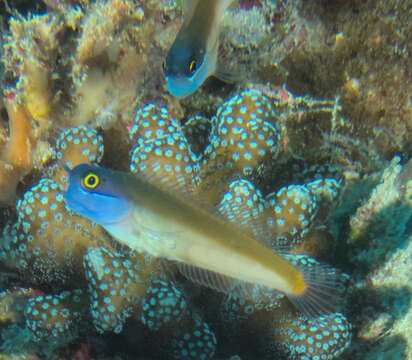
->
[177,262,284,306]
[130,136,200,201]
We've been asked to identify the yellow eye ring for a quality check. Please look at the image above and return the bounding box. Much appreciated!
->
[83,173,99,189]
[189,59,197,74]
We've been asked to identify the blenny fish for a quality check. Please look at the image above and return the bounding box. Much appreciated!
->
[64,163,345,317]
[164,0,235,97]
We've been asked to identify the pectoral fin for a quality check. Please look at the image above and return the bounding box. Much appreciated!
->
[120,210,179,257]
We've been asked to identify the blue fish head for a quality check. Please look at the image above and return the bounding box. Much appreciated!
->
[64,163,131,225]
[164,40,212,98]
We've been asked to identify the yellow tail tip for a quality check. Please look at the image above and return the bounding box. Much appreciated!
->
[291,271,308,296]
[285,254,348,317]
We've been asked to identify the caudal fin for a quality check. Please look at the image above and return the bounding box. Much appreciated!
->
[284,254,349,318]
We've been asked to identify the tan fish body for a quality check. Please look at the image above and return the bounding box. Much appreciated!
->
[65,164,344,316]
[104,172,307,297]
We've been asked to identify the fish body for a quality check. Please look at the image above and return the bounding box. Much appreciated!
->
[65,164,304,294]
[164,0,234,98]
[65,164,344,316]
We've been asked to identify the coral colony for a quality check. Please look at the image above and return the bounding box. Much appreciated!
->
[0,0,411,359]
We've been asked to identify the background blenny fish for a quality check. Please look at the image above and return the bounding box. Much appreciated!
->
[164,0,236,97]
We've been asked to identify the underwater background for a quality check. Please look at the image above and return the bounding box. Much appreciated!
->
[0,0,410,359]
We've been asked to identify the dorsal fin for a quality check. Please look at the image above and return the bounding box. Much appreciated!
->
[131,138,279,247]
[130,135,201,200]
[130,135,230,222]
[217,179,274,245]
[129,110,276,246]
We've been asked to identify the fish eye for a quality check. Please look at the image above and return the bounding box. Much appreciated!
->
[189,59,197,74]
[82,172,100,190]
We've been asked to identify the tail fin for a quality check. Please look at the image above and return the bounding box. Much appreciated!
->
[284,254,349,318]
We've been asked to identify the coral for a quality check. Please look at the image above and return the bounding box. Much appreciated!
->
[396,158,412,206]
[220,0,308,85]
[0,125,105,285]
[221,5,268,49]
[200,88,282,203]
[265,183,318,247]
[348,156,412,264]
[141,279,187,331]
[129,103,200,199]
[349,156,405,241]
[83,246,151,334]
[225,0,412,160]
[2,98,34,169]
[51,125,104,183]
[0,288,32,324]
[286,1,412,157]
[3,12,62,126]
[336,157,412,360]
[218,178,268,242]
[74,0,144,66]
[0,96,35,203]
[0,0,183,203]
[274,312,352,360]
[1,86,353,359]
[171,315,217,360]
[71,0,146,127]
[366,238,412,359]
[0,177,108,286]
[24,289,88,341]
[325,155,412,360]
[130,103,181,146]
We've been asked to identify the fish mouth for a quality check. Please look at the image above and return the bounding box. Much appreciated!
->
[165,56,211,98]
[64,185,131,226]
[64,195,90,216]
[64,189,103,223]
[166,76,198,98]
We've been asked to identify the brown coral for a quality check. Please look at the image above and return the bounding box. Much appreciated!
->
[0,96,35,203]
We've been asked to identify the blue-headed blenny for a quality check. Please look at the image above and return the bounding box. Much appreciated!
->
[164,0,235,98]
[64,163,345,317]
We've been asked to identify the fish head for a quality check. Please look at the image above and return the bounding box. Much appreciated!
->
[64,163,131,225]
[164,38,212,98]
